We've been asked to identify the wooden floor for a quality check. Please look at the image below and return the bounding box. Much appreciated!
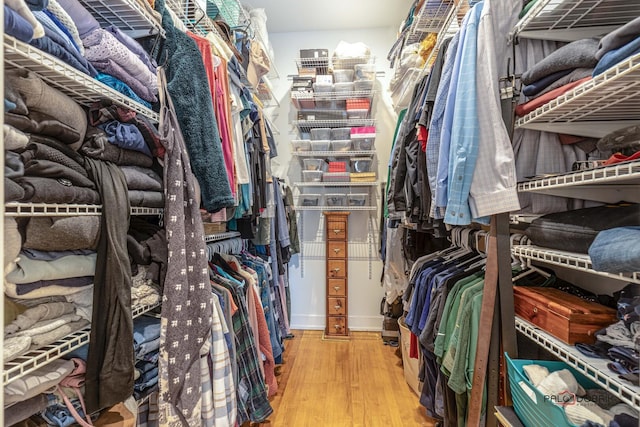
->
[257,330,437,427]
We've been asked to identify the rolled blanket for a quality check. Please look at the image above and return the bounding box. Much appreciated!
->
[15,176,101,204]
[521,38,599,85]
[24,216,100,251]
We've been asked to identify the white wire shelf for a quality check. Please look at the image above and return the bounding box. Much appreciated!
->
[294,119,376,131]
[291,90,375,101]
[295,56,375,71]
[5,203,163,217]
[204,231,241,242]
[394,3,460,110]
[295,205,377,211]
[4,36,159,122]
[511,0,640,42]
[166,0,220,38]
[509,214,541,225]
[517,160,640,203]
[294,182,379,187]
[515,52,640,137]
[407,0,456,44]
[292,151,376,157]
[299,240,378,261]
[78,0,164,38]
[4,302,160,386]
[512,245,640,285]
[515,317,640,410]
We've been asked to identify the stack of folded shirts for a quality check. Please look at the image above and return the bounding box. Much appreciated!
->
[133,316,160,399]
[594,17,640,76]
[517,38,599,116]
[350,172,376,182]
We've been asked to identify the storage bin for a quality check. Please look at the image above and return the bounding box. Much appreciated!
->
[303,158,325,171]
[323,172,350,182]
[334,82,354,93]
[333,69,354,83]
[311,128,331,140]
[331,127,351,140]
[291,140,311,152]
[351,157,373,173]
[330,140,351,152]
[325,193,347,207]
[300,193,321,206]
[352,137,375,151]
[300,132,311,140]
[506,354,600,427]
[313,82,334,93]
[310,140,330,151]
[399,317,421,396]
[347,109,369,119]
[302,170,323,182]
[300,109,348,120]
[346,98,370,110]
[347,193,368,207]
[354,79,374,91]
[327,161,347,172]
[354,64,376,81]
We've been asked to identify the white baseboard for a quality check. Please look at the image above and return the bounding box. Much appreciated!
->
[290,314,383,332]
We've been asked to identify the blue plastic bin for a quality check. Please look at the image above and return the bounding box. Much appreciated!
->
[505,354,601,427]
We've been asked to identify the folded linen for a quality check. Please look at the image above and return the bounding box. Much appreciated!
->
[5,281,93,300]
[521,38,599,85]
[5,301,75,335]
[91,58,158,102]
[23,159,95,188]
[4,336,32,363]
[46,0,84,55]
[105,25,157,74]
[15,276,94,295]
[30,318,89,347]
[5,358,74,405]
[6,252,96,284]
[6,112,81,146]
[129,190,164,208]
[24,216,100,251]
[5,5,35,43]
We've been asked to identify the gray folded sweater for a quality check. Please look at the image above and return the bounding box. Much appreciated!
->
[522,38,600,85]
[596,16,640,60]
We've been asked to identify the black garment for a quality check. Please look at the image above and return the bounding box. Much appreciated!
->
[84,158,134,413]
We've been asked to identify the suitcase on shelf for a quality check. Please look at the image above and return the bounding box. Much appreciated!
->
[513,286,617,345]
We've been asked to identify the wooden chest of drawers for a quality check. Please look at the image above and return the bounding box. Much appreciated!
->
[323,212,349,337]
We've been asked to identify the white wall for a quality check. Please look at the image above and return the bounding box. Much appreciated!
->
[266,27,400,331]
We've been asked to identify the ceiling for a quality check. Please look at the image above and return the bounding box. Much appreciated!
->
[242,0,414,33]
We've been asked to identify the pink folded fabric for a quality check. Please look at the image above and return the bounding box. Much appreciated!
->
[515,77,591,117]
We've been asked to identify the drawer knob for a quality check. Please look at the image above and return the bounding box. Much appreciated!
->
[333,248,341,254]
[332,267,341,273]
[334,324,341,330]
[333,229,341,234]
[333,286,341,291]
[334,305,341,311]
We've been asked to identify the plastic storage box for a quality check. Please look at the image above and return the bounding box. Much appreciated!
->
[302,170,323,182]
[323,172,350,182]
[331,127,351,140]
[292,140,312,152]
[313,82,334,93]
[354,64,376,81]
[347,109,369,119]
[334,82,355,93]
[333,69,354,83]
[347,193,368,206]
[311,128,331,140]
[300,193,321,206]
[325,193,347,206]
[506,354,600,427]
[352,137,375,151]
[310,140,330,151]
[350,157,373,173]
[354,79,374,91]
[303,158,325,171]
[331,140,351,152]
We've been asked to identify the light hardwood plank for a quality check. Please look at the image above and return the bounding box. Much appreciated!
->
[252,330,437,427]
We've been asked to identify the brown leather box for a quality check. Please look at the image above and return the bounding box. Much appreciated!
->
[513,286,617,345]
